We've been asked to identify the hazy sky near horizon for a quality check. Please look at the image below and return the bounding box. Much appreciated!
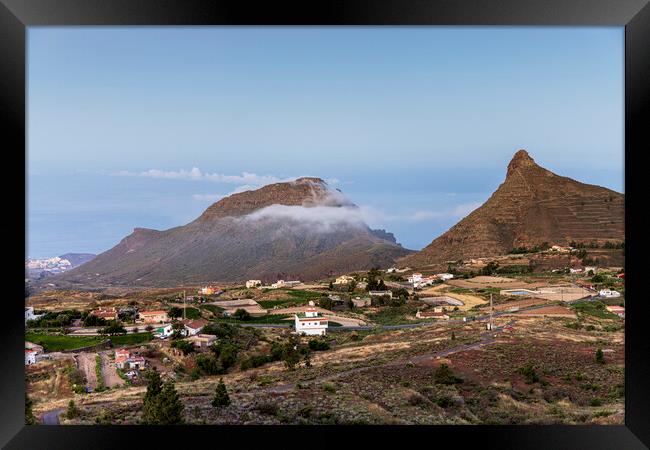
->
[27,27,624,259]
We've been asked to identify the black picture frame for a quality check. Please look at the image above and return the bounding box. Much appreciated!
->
[1,1,648,448]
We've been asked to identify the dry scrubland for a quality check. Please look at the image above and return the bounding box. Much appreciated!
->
[30,313,624,425]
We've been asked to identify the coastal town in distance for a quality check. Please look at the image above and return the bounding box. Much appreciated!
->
[25,150,625,425]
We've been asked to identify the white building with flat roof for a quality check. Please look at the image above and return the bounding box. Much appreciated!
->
[294,304,328,336]
[246,280,262,288]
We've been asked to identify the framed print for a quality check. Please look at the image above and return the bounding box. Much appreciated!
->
[1,0,649,448]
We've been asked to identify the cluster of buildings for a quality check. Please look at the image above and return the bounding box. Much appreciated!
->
[270,280,301,289]
[154,318,210,339]
[407,272,454,289]
[115,349,146,371]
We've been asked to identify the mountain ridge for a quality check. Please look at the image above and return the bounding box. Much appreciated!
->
[399,149,624,268]
[52,178,411,287]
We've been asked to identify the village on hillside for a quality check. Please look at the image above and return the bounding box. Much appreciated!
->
[25,241,625,425]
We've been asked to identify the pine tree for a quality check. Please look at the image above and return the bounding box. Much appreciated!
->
[156,381,184,424]
[142,368,163,424]
[212,378,231,408]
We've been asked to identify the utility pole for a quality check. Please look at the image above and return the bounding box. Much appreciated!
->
[488,293,493,331]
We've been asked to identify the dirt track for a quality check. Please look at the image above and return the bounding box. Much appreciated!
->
[76,352,97,391]
[100,352,125,388]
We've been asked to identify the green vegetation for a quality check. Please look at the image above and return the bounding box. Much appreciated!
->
[212,378,231,408]
[517,362,540,384]
[365,305,422,325]
[322,382,336,393]
[257,299,306,309]
[180,307,201,319]
[26,309,82,329]
[110,332,153,346]
[214,314,290,325]
[434,364,463,385]
[595,348,605,364]
[100,320,127,336]
[201,304,224,315]
[170,339,195,355]
[286,289,323,299]
[572,301,619,319]
[95,355,106,392]
[65,365,87,393]
[25,332,105,352]
[141,368,184,425]
[308,338,330,351]
[233,308,251,321]
[65,400,80,419]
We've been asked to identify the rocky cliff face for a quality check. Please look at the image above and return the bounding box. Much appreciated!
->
[400,150,624,267]
[54,178,412,287]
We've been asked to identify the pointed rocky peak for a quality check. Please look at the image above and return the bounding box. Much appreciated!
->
[507,149,537,175]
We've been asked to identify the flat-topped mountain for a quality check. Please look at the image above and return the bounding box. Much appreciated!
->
[400,150,624,268]
[53,178,411,287]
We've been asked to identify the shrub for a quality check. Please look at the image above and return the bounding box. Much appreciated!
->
[434,364,463,385]
[233,308,251,321]
[308,339,330,351]
[407,393,427,406]
[322,382,336,393]
[436,396,454,408]
[65,400,80,419]
[595,348,605,364]
[590,398,603,407]
[517,362,540,384]
[255,402,278,416]
[171,339,195,355]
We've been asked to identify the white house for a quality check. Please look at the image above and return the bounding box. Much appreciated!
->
[386,267,396,273]
[334,275,355,285]
[407,273,423,284]
[436,273,455,281]
[270,280,285,289]
[155,324,174,338]
[584,266,598,274]
[294,304,328,336]
[25,349,38,365]
[25,307,42,324]
[569,268,583,274]
[183,318,209,336]
[599,289,621,298]
[246,280,262,288]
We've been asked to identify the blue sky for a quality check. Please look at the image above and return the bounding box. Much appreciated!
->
[27,27,624,259]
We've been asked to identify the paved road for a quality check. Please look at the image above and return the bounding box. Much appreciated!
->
[41,408,63,425]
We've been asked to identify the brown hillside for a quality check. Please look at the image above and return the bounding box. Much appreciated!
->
[400,150,624,268]
[51,178,411,287]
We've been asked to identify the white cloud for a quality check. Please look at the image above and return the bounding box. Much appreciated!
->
[113,167,299,186]
[191,193,224,202]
